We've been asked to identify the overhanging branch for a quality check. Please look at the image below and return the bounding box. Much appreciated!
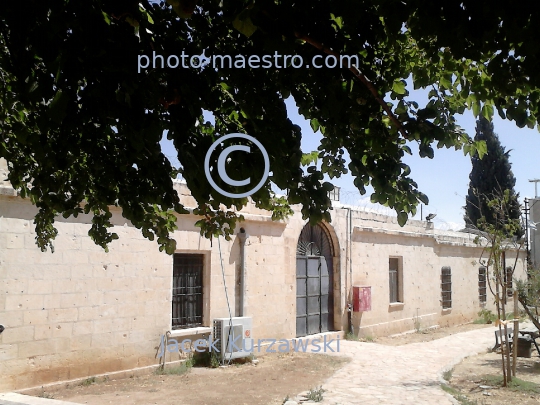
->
[294,31,409,140]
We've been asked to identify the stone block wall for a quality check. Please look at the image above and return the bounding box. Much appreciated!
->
[0,168,527,391]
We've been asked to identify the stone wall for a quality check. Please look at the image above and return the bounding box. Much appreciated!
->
[0,161,527,391]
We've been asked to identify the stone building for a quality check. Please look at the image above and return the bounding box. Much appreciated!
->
[0,158,527,391]
[529,198,540,268]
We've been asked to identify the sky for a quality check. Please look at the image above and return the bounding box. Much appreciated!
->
[161,88,540,231]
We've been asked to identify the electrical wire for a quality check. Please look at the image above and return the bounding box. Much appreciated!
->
[217,235,235,366]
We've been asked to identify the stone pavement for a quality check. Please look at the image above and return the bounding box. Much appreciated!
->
[307,327,493,405]
[0,392,79,405]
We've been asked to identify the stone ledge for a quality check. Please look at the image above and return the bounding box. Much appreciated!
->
[353,225,479,247]
[0,186,17,197]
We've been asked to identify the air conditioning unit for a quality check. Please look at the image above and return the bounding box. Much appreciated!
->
[212,317,253,361]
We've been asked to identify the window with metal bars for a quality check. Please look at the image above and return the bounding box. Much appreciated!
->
[389,257,402,303]
[478,267,487,304]
[172,254,204,329]
[441,266,452,309]
[505,266,513,298]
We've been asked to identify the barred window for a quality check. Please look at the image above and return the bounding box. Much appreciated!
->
[441,266,452,309]
[172,254,204,329]
[505,266,513,298]
[389,257,402,303]
[479,267,487,304]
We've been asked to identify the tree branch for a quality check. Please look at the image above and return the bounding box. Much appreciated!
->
[294,31,409,140]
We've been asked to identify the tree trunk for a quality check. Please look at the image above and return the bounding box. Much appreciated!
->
[513,290,518,377]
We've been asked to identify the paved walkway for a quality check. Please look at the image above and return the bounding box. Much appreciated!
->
[314,327,493,405]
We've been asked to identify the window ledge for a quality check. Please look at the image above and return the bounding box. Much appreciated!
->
[167,327,212,338]
[389,302,404,311]
[441,308,452,314]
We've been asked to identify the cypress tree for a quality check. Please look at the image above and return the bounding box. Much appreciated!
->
[464,117,521,235]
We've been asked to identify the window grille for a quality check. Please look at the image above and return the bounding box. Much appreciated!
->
[478,267,487,303]
[505,266,513,297]
[172,254,204,329]
[441,266,452,309]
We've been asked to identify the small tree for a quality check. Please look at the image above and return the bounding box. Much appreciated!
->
[473,189,525,386]
[516,267,540,331]
[465,117,522,237]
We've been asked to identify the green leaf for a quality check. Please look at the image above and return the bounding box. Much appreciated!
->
[397,211,408,226]
[232,11,257,37]
[474,140,487,159]
[472,101,481,118]
[392,80,407,95]
[330,13,344,29]
[102,11,111,25]
[301,151,319,166]
[48,90,69,123]
[310,118,320,132]
[481,104,494,120]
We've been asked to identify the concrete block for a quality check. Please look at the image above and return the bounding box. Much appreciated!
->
[72,321,93,336]
[60,292,89,308]
[27,279,53,295]
[24,309,49,325]
[90,332,115,348]
[49,308,78,323]
[70,334,92,351]
[18,339,57,357]
[34,325,53,341]
[62,250,89,265]
[0,310,24,327]
[4,233,24,249]
[51,323,73,339]
[43,294,62,309]
[5,294,44,311]
[0,343,18,361]
[0,217,31,234]
[77,306,98,321]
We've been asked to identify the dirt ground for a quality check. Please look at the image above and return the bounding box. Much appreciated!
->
[375,322,492,346]
[29,352,349,405]
[446,351,540,405]
[28,323,532,405]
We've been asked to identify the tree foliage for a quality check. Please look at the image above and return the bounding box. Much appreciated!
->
[473,189,525,386]
[2,1,540,252]
[464,116,521,235]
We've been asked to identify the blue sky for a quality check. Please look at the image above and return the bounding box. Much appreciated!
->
[161,91,540,231]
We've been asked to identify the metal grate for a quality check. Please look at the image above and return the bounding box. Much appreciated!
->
[296,223,334,259]
[389,258,400,303]
[172,254,204,329]
[296,222,334,337]
[479,267,487,303]
[505,266,513,298]
[441,266,452,309]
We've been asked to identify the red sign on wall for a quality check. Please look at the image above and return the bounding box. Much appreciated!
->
[353,286,371,312]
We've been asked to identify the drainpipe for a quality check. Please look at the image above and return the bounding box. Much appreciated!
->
[344,207,353,335]
[349,208,353,334]
[237,227,249,317]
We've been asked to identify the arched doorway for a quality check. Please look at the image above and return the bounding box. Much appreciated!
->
[296,222,335,337]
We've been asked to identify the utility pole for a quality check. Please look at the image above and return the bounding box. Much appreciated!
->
[529,179,540,198]
[524,198,531,270]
